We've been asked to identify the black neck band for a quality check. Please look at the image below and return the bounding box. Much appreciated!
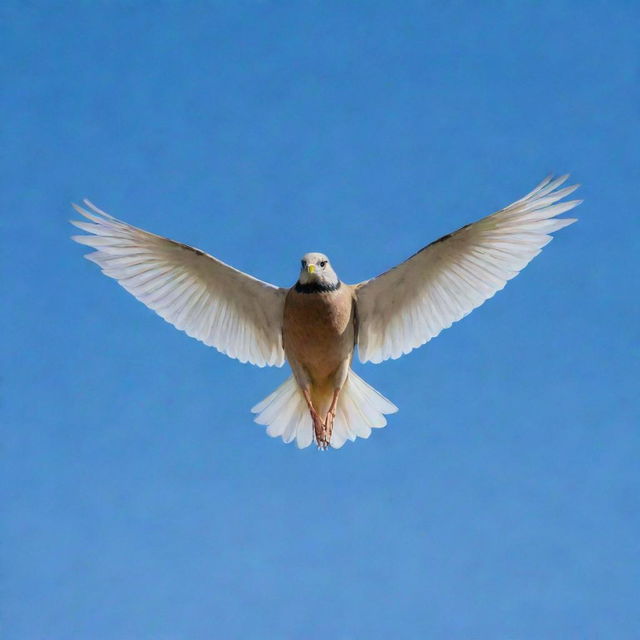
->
[294,280,342,294]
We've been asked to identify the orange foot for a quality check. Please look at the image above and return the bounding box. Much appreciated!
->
[322,410,335,450]
[311,408,329,450]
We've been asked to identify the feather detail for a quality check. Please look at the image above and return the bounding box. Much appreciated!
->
[71,201,287,367]
[355,176,580,364]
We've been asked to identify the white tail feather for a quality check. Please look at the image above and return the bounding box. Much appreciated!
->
[251,370,398,449]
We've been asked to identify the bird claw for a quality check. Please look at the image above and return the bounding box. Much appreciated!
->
[323,410,335,449]
[310,407,336,450]
[311,410,329,450]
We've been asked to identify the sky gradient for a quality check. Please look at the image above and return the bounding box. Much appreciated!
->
[3,2,639,638]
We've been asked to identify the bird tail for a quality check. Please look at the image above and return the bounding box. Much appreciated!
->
[251,370,398,449]
[251,376,314,449]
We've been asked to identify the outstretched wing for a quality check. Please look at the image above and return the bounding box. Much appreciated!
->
[355,175,580,364]
[71,201,286,367]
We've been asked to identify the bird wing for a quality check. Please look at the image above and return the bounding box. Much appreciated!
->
[71,200,286,367]
[355,175,581,364]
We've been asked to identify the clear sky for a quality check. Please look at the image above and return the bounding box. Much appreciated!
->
[2,2,639,638]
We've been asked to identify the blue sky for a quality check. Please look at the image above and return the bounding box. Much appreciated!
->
[2,2,639,638]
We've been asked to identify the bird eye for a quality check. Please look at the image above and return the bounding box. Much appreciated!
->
[319,261,327,268]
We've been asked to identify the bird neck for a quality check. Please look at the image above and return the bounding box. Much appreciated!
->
[294,280,342,294]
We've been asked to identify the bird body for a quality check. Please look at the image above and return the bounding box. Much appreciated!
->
[283,282,355,387]
[71,175,580,450]
[281,272,363,447]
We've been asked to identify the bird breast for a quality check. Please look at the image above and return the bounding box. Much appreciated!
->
[283,285,356,381]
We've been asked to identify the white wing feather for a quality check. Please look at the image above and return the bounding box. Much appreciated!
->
[71,201,286,367]
[356,176,581,364]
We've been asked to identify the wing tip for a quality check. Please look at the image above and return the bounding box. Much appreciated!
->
[71,200,116,226]
[71,202,86,216]
[558,216,579,228]
[82,199,114,219]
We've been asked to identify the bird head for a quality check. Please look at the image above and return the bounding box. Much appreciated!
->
[297,252,339,288]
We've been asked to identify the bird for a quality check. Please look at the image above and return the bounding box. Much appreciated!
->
[71,175,580,450]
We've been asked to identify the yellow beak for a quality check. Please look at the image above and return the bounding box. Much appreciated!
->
[307,264,316,274]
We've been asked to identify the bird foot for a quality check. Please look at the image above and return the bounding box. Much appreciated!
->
[311,410,329,450]
[321,410,335,450]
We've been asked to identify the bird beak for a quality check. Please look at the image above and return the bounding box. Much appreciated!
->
[307,264,316,274]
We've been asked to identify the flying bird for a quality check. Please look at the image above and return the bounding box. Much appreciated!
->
[71,175,580,450]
